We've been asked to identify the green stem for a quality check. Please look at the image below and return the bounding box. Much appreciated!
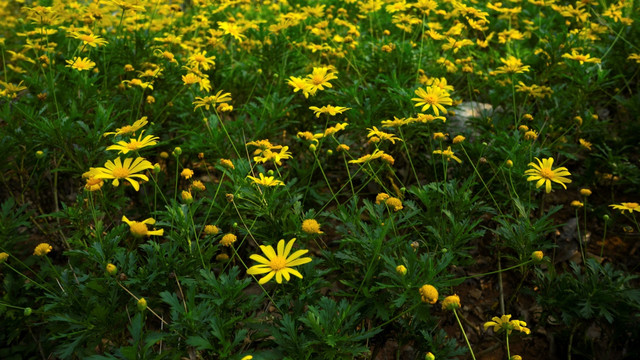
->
[453,308,477,360]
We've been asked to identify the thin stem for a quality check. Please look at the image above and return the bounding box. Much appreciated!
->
[600,219,608,258]
[453,308,477,360]
[575,209,586,264]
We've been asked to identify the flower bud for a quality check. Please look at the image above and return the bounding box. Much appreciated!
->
[172,147,182,156]
[24,307,32,316]
[426,352,435,360]
[531,251,544,262]
[506,160,513,168]
[106,263,117,275]
[137,298,147,311]
[419,285,438,304]
[181,190,193,204]
[35,150,45,159]
[396,265,407,275]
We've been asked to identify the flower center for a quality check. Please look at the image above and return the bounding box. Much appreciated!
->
[86,178,102,186]
[194,55,206,63]
[269,256,287,271]
[118,125,132,134]
[422,94,437,104]
[129,222,148,237]
[111,166,130,179]
[311,75,325,85]
[80,34,95,43]
[126,140,142,150]
[539,168,555,180]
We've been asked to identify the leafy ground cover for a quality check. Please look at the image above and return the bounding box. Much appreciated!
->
[1,0,640,359]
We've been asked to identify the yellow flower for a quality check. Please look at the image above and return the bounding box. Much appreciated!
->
[68,31,108,47]
[309,105,351,117]
[524,130,538,141]
[484,314,530,335]
[191,180,206,191]
[531,251,544,262]
[187,51,216,71]
[254,147,292,166]
[103,117,148,137]
[34,243,52,256]
[110,0,145,11]
[181,168,194,179]
[220,233,237,247]
[524,157,572,193]
[411,86,453,116]
[193,90,232,111]
[306,67,338,93]
[609,202,640,214]
[94,157,154,191]
[433,132,448,140]
[301,219,323,234]
[562,50,601,65]
[336,144,350,152]
[204,225,220,235]
[106,131,159,154]
[348,149,390,164]
[367,126,402,144]
[432,147,462,163]
[385,197,403,211]
[579,138,592,150]
[376,193,390,204]
[287,76,314,98]
[246,238,312,284]
[571,200,584,208]
[106,263,117,275]
[0,252,9,263]
[441,294,461,310]
[218,21,247,42]
[452,135,466,144]
[82,167,104,192]
[492,56,530,75]
[122,78,153,90]
[65,57,96,71]
[137,298,147,311]
[580,188,592,196]
[220,158,235,170]
[122,216,164,237]
[419,284,439,304]
[247,173,285,187]
[181,190,193,203]
[396,265,407,275]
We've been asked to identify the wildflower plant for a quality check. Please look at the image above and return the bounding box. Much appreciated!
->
[1,0,639,358]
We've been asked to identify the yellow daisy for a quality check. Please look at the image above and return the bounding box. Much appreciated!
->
[524,157,572,193]
[609,202,640,214]
[246,238,312,284]
[122,216,164,237]
[246,173,285,187]
[94,157,154,191]
[65,57,96,71]
[105,131,159,154]
[103,117,148,137]
[411,86,453,116]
